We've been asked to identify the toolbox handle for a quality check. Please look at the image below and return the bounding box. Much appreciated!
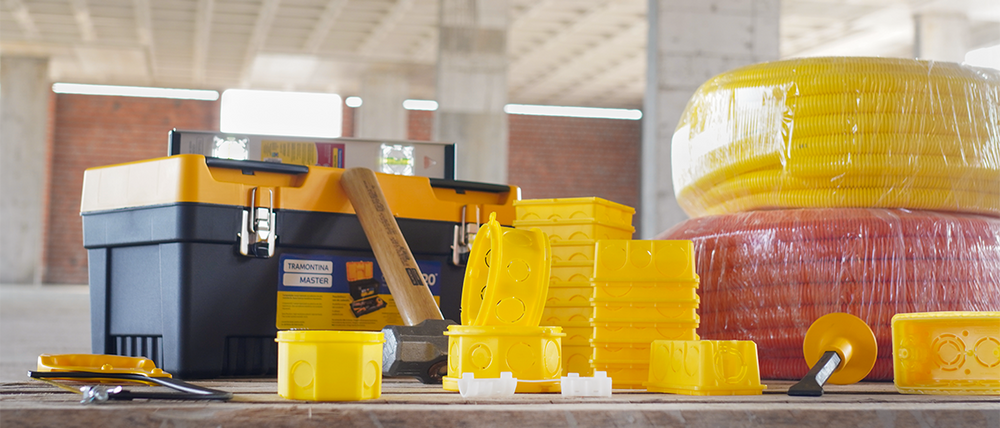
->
[204,157,310,175]
[430,179,510,194]
[205,157,507,192]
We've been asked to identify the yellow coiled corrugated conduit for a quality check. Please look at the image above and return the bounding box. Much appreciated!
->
[672,57,1000,217]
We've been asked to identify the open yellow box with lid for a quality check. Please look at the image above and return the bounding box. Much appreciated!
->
[892,311,1000,395]
[646,340,765,396]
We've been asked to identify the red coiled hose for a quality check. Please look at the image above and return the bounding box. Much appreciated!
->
[657,208,1000,380]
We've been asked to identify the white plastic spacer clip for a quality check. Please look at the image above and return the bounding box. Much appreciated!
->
[560,371,613,397]
[457,372,518,398]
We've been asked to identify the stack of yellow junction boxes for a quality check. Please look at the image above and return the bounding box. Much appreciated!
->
[589,240,701,388]
[514,198,635,376]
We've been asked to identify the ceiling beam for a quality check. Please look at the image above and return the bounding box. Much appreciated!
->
[6,0,40,39]
[970,21,1000,49]
[408,27,437,62]
[574,52,644,105]
[356,0,415,54]
[68,0,96,42]
[304,0,349,54]
[509,0,628,72]
[510,0,556,27]
[783,4,913,58]
[132,0,158,78]
[512,20,645,99]
[193,0,214,84]
[239,0,282,86]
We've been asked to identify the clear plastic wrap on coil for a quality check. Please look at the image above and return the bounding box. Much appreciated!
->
[656,208,1000,381]
[671,57,1000,218]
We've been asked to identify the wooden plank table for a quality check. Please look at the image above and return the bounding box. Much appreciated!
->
[2,378,997,427]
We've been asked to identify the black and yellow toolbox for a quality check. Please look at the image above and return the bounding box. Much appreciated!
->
[81,154,516,378]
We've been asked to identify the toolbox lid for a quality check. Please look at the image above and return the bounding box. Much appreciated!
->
[81,154,517,225]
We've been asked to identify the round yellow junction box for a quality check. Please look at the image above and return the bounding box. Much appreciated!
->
[443,325,564,393]
[462,212,551,327]
[276,330,384,401]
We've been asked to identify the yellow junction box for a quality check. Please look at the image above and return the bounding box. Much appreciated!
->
[593,240,698,282]
[593,280,700,301]
[549,240,598,263]
[591,320,700,344]
[443,325,564,393]
[545,282,595,307]
[592,300,700,323]
[541,306,594,327]
[592,342,652,362]
[561,326,594,346]
[591,361,649,389]
[892,311,1000,395]
[513,220,634,242]
[276,330,384,401]
[563,345,595,376]
[550,260,596,283]
[513,197,636,229]
[646,340,766,396]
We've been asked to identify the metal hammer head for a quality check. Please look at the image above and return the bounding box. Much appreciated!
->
[382,319,455,384]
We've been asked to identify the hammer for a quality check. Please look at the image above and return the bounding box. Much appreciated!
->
[340,167,455,384]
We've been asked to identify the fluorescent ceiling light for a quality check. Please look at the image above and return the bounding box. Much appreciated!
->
[345,96,363,107]
[504,104,642,120]
[403,99,439,111]
[51,83,219,100]
[220,89,342,138]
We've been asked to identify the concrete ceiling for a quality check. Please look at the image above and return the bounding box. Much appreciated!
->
[2,0,998,109]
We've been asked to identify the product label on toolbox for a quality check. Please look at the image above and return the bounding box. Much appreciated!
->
[261,140,345,168]
[276,253,441,330]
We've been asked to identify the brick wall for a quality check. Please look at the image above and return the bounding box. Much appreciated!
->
[43,96,640,283]
[342,102,355,137]
[508,114,642,234]
[407,111,640,214]
[407,110,433,141]
[44,94,220,284]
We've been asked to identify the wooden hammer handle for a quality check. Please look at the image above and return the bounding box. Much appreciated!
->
[340,167,444,325]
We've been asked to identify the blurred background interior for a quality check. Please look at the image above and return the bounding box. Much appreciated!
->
[1,0,998,382]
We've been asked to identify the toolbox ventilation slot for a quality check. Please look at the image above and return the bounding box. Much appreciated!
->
[223,336,278,376]
[112,335,163,367]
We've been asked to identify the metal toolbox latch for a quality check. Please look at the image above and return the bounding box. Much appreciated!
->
[239,187,277,258]
[451,205,480,266]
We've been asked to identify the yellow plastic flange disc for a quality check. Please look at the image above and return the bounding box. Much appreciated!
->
[460,214,501,326]
[460,212,550,326]
[802,312,878,385]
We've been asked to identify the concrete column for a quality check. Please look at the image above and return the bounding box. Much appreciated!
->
[434,0,508,184]
[914,12,970,63]
[641,0,779,237]
[356,70,409,140]
[1,56,50,284]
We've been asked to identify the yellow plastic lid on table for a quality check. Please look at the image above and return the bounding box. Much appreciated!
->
[36,354,170,379]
